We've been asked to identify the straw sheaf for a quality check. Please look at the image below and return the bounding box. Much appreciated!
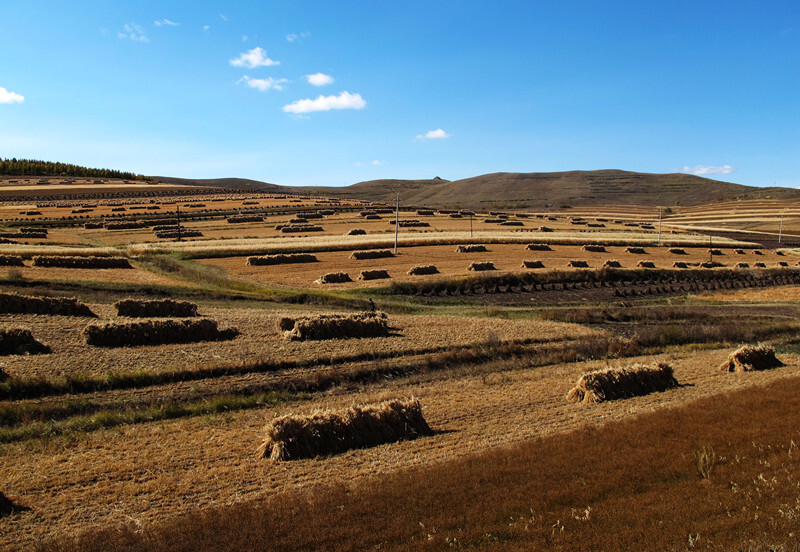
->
[83,319,238,348]
[456,244,488,253]
[359,269,391,280]
[114,299,198,318]
[350,250,394,260]
[602,260,622,268]
[625,247,647,254]
[636,260,656,268]
[0,255,24,267]
[408,265,439,275]
[525,243,552,251]
[247,253,317,266]
[720,345,783,373]
[581,244,606,252]
[467,261,496,271]
[567,363,679,403]
[521,260,545,269]
[280,311,390,341]
[31,256,132,269]
[316,272,352,284]
[0,292,96,317]
[258,398,433,461]
[0,328,51,356]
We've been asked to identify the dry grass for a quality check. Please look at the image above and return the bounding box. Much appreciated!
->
[581,244,606,252]
[258,398,432,461]
[566,362,679,403]
[720,345,783,373]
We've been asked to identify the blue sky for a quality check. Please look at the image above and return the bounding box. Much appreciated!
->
[0,1,798,188]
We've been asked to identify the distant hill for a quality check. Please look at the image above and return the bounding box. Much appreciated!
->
[295,170,800,210]
[154,176,285,192]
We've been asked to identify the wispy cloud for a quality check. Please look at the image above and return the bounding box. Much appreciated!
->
[286,32,310,43]
[306,73,334,86]
[416,128,450,140]
[354,160,383,167]
[203,25,210,31]
[238,76,288,92]
[118,23,148,42]
[681,164,734,176]
[154,18,179,27]
[229,47,279,68]
[0,87,24,104]
[219,13,228,22]
[283,91,366,114]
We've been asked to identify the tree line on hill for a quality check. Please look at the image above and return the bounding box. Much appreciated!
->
[0,158,150,181]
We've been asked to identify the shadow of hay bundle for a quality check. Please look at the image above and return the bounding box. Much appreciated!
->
[0,491,29,518]
[346,228,366,235]
[280,311,390,341]
[31,256,131,269]
[626,247,647,254]
[669,248,687,255]
[350,249,394,260]
[0,292,96,317]
[258,398,433,461]
[0,255,24,266]
[83,319,238,347]
[247,254,318,266]
[467,261,496,271]
[522,260,545,268]
[582,245,606,252]
[456,244,488,253]
[568,260,589,268]
[408,265,439,275]
[637,260,656,268]
[567,363,679,404]
[525,243,552,251]
[359,269,390,280]
[114,299,198,318]
[0,329,50,355]
[602,260,622,268]
[316,272,351,284]
[720,345,783,373]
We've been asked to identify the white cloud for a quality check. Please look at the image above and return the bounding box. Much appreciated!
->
[154,18,179,27]
[306,73,334,86]
[229,47,279,68]
[681,164,734,176]
[118,23,148,42]
[0,87,24,104]
[283,91,366,114]
[416,128,450,140]
[371,160,382,166]
[203,25,210,31]
[219,13,228,21]
[286,32,310,43]
[239,75,288,92]
[242,35,248,42]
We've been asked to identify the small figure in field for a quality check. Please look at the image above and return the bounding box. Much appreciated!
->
[369,298,375,312]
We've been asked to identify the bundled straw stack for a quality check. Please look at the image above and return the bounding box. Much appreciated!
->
[456,244,488,253]
[258,398,433,461]
[279,311,390,341]
[408,265,439,275]
[0,292,96,317]
[247,254,317,266]
[0,328,50,355]
[83,319,238,347]
[114,299,198,318]
[720,345,783,373]
[566,363,679,403]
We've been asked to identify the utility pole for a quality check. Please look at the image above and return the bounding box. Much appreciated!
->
[393,193,400,254]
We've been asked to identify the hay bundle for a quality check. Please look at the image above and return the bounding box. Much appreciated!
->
[525,243,552,251]
[289,218,308,224]
[582,245,606,252]
[247,254,318,266]
[467,261,496,271]
[669,248,687,255]
[753,250,763,255]
[316,272,352,284]
[0,328,50,355]
[258,398,433,461]
[83,319,238,347]
[281,311,389,341]
[155,229,203,239]
[586,223,605,228]
[365,214,382,220]
[346,228,366,235]
[20,227,47,234]
[734,249,746,254]
[537,226,554,232]
[227,215,263,223]
[483,218,503,224]
[735,262,750,268]
[566,363,679,403]
[318,209,335,216]
[522,260,545,269]
[360,210,377,217]
[456,244,488,253]
[394,220,430,228]
[568,260,589,268]
[0,256,24,267]
[350,249,394,260]
[708,249,723,256]
[32,256,131,269]
[754,262,767,268]
[602,260,622,268]
[672,261,688,268]
[720,345,783,373]
[625,247,647,254]
[105,221,146,230]
[408,265,439,275]
[777,261,789,267]
[0,232,46,239]
[359,269,391,280]
[417,209,434,216]
[0,292,95,317]
[114,299,198,318]
[281,225,323,233]
[449,213,463,218]
[302,213,324,219]
[701,261,723,268]
[500,221,524,226]
[83,222,104,229]
[637,260,656,268]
